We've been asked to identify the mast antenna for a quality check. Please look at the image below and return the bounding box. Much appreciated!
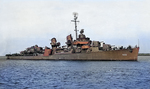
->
[138,39,139,47]
[71,12,79,40]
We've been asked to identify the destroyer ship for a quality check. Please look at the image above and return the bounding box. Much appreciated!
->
[6,13,139,61]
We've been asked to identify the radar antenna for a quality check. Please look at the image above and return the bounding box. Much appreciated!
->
[71,12,79,40]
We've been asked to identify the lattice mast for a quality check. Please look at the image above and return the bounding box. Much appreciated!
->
[71,12,79,40]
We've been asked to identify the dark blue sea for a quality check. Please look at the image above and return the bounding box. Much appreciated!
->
[0,56,150,89]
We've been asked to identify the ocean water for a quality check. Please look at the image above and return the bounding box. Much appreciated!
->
[0,56,150,89]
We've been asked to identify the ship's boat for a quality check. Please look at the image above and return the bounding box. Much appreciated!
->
[6,13,139,61]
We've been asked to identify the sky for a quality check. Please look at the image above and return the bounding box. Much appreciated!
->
[0,0,150,55]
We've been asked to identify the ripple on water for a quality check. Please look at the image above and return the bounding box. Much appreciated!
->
[0,57,150,89]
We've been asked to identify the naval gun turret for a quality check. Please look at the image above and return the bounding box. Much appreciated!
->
[50,38,60,54]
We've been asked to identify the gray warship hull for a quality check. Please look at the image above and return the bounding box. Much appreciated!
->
[7,47,139,61]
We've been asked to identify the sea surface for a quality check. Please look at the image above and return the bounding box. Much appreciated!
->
[0,56,150,89]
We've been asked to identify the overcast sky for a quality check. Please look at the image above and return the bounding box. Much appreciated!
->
[0,0,150,55]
